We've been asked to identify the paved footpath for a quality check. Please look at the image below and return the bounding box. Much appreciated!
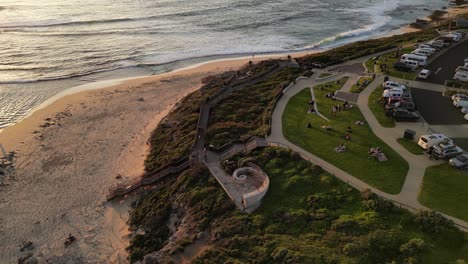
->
[268,71,468,230]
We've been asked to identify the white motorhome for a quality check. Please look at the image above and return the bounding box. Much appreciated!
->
[418,134,452,150]
[401,54,427,66]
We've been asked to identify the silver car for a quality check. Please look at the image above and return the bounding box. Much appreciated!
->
[449,153,468,169]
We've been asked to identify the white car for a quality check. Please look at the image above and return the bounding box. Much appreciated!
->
[383,81,406,90]
[418,69,431,79]
[417,45,437,52]
[452,93,468,101]
[449,33,463,42]
[461,108,468,114]
[465,113,468,121]
[454,71,468,82]
[453,97,468,108]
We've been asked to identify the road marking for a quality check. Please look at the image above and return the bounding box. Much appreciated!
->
[435,67,442,75]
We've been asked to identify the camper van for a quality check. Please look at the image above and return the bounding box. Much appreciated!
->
[401,54,427,66]
[418,134,452,150]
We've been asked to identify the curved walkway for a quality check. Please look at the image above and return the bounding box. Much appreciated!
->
[268,71,468,231]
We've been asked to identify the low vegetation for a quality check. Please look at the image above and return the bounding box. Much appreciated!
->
[144,72,234,172]
[298,29,438,68]
[420,163,468,222]
[283,79,408,193]
[368,85,396,128]
[129,148,468,263]
[206,66,304,147]
[350,76,374,93]
[397,138,424,155]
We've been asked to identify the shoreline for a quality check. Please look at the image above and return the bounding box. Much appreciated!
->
[0,6,466,263]
[3,5,463,132]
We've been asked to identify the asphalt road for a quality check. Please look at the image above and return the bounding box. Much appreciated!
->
[421,38,468,85]
[412,88,466,125]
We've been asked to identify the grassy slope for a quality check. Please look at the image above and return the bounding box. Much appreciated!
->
[283,79,408,194]
[368,85,396,128]
[206,67,304,147]
[420,163,468,222]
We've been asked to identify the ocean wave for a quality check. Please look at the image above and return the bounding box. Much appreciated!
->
[303,0,400,49]
[0,5,232,29]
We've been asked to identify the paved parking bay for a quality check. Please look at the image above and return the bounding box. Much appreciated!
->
[421,38,468,85]
[412,88,466,125]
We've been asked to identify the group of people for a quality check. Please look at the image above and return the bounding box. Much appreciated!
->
[308,99,316,114]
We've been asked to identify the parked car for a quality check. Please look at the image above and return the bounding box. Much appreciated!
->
[448,33,463,42]
[383,81,406,90]
[385,101,416,115]
[461,107,468,114]
[417,69,431,79]
[449,153,468,169]
[456,66,468,73]
[415,44,438,53]
[383,88,405,98]
[412,49,433,57]
[431,142,463,160]
[454,71,468,82]
[418,134,452,150]
[465,113,468,121]
[392,108,419,122]
[451,93,468,101]
[453,97,468,108]
[394,61,416,72]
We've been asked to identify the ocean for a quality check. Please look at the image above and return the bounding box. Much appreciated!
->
[0,0,448,128]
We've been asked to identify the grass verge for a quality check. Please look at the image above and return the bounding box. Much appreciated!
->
[283,79,408,194]
[350,77,374,94]
[419,163,468,222]
[397,138,424,155]
[368,85,396,128]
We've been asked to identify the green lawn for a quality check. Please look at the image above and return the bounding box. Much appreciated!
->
[397,138,424,155]
[350,77,374,94]
[419,164,468,222]
[364,48,417,80]
[368,86,396,128]
[283,79,408,194]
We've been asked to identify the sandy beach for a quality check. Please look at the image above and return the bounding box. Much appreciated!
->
[0,4,466,262]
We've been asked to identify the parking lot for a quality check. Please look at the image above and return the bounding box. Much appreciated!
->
[411,88,466,125]
[421,38,468,85]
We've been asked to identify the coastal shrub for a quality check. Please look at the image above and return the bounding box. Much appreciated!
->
[144,71,235,172]
[414,210,455,233]
[206,67,304,147]
[400,238,427,258]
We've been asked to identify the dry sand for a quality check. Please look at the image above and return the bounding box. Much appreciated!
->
[0,54,294,263]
